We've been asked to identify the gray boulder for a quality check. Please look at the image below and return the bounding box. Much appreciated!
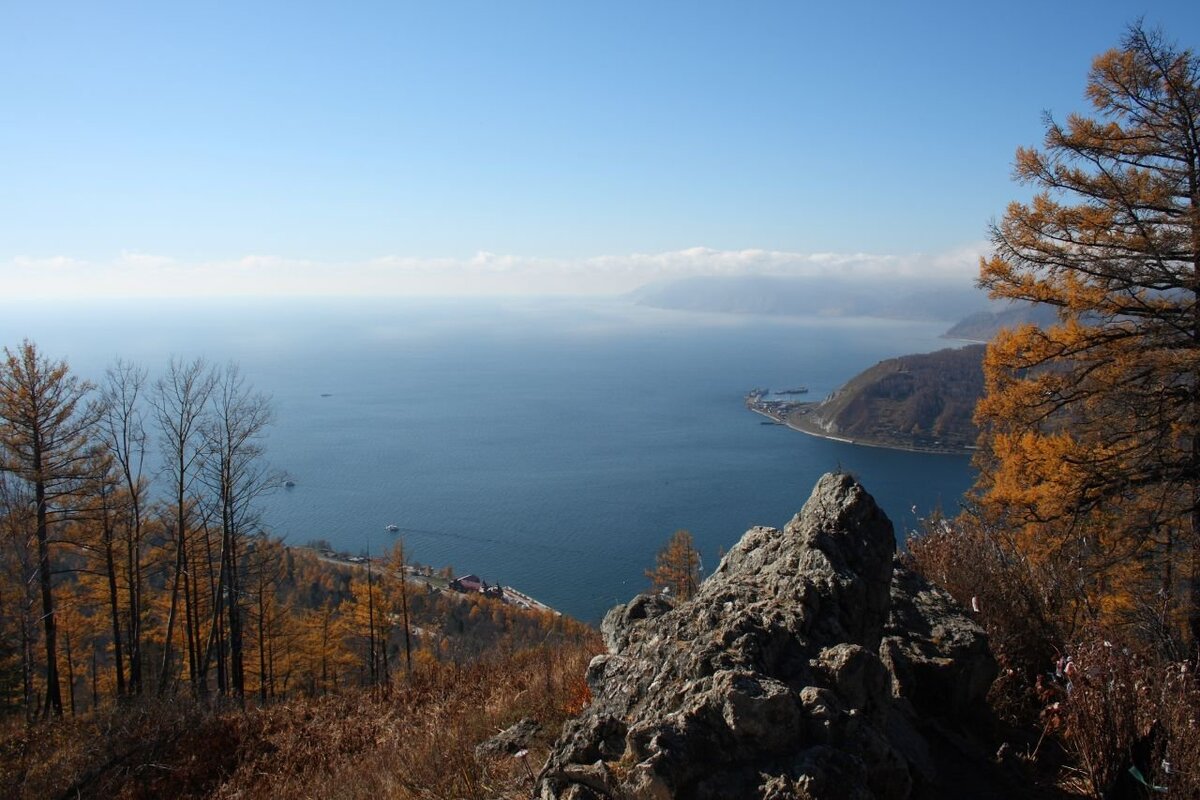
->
[538,472,998,799]
[476,717,542,759]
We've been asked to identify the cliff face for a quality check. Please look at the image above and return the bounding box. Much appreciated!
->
[537,474,999,800]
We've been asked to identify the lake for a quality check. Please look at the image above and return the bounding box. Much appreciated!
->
[0,296,975,621]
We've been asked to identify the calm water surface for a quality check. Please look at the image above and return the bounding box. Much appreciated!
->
[1,297,975,621]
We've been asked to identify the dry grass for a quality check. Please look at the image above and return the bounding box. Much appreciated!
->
[906,513,1065,687]
[1053,637,1200,799]
[0,638,601,800]
[908,514,1200,798]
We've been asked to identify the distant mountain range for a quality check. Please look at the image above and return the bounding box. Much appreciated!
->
[629,276,1064,342]
[942,304,1059,341]
[629,275,989,322]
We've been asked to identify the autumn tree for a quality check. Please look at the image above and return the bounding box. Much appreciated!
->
[0,342,100,716]
[386,539,414,677]
[645,529,701,601]
[99,359,150,695]
[975,25,1200,642]
[152,357,215,694]
[80,449,129,699]
[0,474,38,717]
[197,363,276,701]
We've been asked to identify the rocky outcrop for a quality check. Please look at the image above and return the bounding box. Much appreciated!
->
[537,473,998,800]
[476,717,542,759]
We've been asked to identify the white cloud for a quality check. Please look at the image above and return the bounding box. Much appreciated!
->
[116,250,176,269]
[0,244,985,299]
[11,255,89,271]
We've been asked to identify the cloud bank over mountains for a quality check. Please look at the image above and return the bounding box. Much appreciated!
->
[3,243,987,299]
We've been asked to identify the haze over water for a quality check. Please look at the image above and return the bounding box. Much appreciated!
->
[1,297,974,622]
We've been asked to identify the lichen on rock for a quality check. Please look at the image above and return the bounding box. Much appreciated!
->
[537,472,999,799]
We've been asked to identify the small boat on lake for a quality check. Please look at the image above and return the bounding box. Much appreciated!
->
[385,524,399,532]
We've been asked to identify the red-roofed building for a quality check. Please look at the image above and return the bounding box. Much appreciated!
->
[449,574,505,599]
[450,574,484,593]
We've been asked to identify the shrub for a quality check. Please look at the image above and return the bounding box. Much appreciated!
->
[1054,636,1200,799]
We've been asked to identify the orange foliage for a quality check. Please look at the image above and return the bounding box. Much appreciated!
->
[973,24,1200,644]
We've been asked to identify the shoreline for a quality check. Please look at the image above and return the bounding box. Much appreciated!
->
[298,545,560,616]
[750,404,975,457]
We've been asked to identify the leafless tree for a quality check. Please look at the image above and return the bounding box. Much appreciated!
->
[197,363,277,701]
[151,357,215,694]
[99,358,150,695]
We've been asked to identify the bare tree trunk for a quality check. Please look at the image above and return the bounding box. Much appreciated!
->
[102,359,148,697]
[366,556,377,687]
[195,506,223,696]
[126,530,142,695]
[1190,473,1200,646]
[198,363,274,704]
[397,544,412,676]
[216,608,227,695]
[1188,73,1200,650]
[321,608,330,696]
[258,576,268,703]
[227,533,245,704]
[34,480,62,717]
[21,606,34,723]
[152,358,215,695]
[158,525,184,693]
[183,527,203,694]
[63,623,75,717]
[101,501,126,697]
[267,609,277,699]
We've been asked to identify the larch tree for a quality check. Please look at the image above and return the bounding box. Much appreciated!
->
[0,342,100,716]
[0,473,39,717]
[645,529,702,601]
[197,363,275,701]
[245,537,286,701]
[81,449,128,699]
[99,358,150,695]
[975,25,1200,642]
[387,539,413,677]
[151,357,215,694]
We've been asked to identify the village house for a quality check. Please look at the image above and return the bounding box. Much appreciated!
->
[449,574,504,599]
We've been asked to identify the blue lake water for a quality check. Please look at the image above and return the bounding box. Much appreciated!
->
[0,296,975,622]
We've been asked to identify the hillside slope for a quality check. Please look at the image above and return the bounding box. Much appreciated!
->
[780,345,985,452]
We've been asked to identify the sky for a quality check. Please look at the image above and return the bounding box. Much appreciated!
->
[3,1,1198,298]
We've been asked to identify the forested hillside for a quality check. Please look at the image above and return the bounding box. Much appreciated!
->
[0,342,602,799]
[784,345,984,452]
[0,542,600,799]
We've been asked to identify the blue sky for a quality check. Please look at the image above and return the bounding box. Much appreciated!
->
[2,1,1198,297]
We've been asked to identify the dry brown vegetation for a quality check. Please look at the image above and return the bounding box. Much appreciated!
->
[0,638,600,800]
[909,513,1200,797]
